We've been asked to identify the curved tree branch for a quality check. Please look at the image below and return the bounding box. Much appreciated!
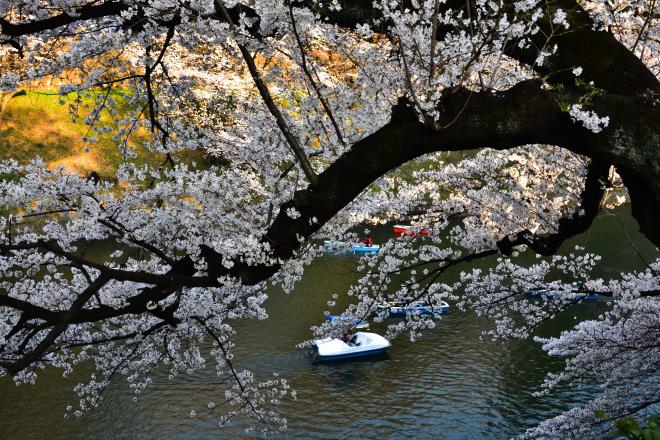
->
[260,81,659,269]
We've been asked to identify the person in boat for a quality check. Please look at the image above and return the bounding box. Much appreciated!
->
[360,235,374,247]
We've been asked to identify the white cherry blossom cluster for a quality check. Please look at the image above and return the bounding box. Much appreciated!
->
[569,103,610,133]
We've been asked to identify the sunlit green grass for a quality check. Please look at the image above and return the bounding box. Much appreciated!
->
[0,89,206,177]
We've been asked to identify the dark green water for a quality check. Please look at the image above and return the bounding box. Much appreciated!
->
[0,207,657,439]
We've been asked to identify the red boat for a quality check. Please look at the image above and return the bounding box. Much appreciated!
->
[393,225,429,237]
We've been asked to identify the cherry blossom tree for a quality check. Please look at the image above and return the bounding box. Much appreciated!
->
[0,0,658,436]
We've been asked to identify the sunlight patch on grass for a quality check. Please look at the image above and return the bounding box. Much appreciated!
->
[0,89,204,177]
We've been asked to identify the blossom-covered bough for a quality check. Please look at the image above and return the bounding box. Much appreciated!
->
[0,0,658,436]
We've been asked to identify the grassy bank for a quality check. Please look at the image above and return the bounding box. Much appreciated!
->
[0,90,205,177]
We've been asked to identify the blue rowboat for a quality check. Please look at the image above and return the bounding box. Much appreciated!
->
[326,315,369,329]
[323,241,380,255]
[314,332,391,361]
[351,244,380,254]
[379,300,449,317]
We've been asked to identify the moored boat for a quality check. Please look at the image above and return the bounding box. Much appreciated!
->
[314,332,391,361]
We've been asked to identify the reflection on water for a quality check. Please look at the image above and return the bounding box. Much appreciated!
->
[0,207,657,439]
